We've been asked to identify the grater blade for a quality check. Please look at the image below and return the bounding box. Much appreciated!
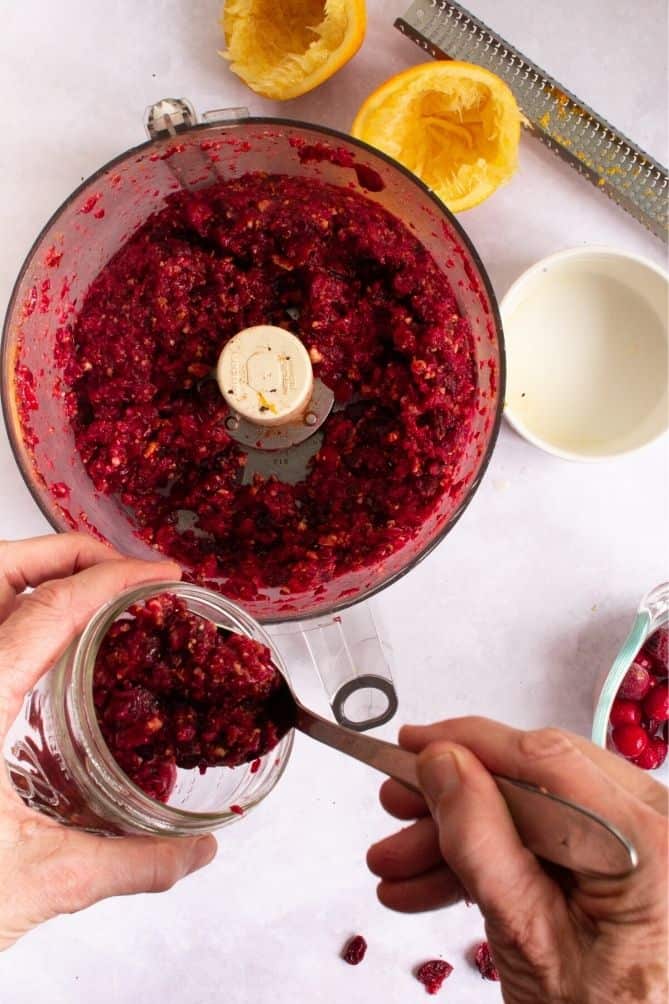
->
[395,1,668,242]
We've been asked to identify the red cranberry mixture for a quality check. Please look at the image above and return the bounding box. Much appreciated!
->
[342,934,367,965]
[93,593,292,801]
[473,942,499,982]
[611,627,668,771]
[415,959,453,995]
[62,174,476,599]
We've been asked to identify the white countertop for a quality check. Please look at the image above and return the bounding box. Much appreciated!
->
[0,2,667,1002]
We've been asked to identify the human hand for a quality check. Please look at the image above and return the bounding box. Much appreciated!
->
[0,534,217,952]
[368,717,668,1003]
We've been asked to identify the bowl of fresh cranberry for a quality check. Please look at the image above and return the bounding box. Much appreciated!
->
[592,584,669,774]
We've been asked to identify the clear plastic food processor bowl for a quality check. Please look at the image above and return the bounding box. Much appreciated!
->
[1,100,505,732]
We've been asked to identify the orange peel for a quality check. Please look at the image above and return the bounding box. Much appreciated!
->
[352,61,522,212]
[221,0,366,101]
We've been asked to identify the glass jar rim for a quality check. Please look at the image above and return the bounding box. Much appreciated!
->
[67,581,294,833]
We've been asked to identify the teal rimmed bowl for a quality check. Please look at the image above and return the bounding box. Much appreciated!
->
[592,583,669,771]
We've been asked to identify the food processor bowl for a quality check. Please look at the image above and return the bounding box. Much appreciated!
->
[2,101,505,730]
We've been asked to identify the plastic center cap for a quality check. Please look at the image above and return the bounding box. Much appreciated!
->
[217,326,314,427]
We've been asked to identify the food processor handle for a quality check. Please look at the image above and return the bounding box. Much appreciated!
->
[297,708,638,879]
[298,605,398,731]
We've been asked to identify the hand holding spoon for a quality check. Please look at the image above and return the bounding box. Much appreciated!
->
[273,669,638,879]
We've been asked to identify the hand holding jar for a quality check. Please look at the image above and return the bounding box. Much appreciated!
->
[368,719,668,1003]
[0,534,217,952]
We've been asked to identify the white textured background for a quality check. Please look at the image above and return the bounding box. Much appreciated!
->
[0,1,667,1002]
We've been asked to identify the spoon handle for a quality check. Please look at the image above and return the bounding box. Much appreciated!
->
[296,707,638,878]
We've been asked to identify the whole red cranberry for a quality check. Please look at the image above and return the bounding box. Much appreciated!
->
[635,737,668,770]
[643,683,669,723]
[416,959,453,994]
[342,935,367,966]
[646,627,669,672]
[612,724,649,759]
[633,650,655,673]
[610,699,642,728]
[473,942,499,981]
[618,663,652,701]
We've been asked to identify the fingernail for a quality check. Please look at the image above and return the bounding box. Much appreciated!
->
[189,835,217,873]
[417,750,460,806]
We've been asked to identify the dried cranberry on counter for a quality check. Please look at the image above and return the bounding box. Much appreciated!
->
[473,941,499,981]
[342,935,367,966]
[415,959,453,994]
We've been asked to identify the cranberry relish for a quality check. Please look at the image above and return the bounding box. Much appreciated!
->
[64,174,476,599]
[93,593,293,802]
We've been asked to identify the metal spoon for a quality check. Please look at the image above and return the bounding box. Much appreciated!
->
[273,671,638,879]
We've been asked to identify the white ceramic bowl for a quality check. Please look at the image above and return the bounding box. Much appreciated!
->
[502,247,669,460]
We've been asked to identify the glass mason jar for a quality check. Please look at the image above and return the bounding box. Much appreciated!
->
[2,582,294,836]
